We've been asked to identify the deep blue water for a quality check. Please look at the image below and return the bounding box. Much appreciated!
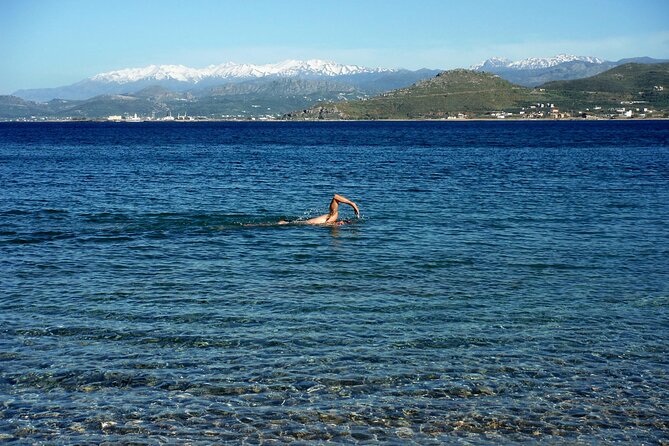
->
[1,121,668,444]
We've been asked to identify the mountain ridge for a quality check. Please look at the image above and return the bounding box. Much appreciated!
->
[1,77,376,119]
[286,69,538,120]
[471,55,668,86]
[89,59,394,84]
[285,62,669,120]
[4,56,668,119]
[14,59,415,102]
[471,54,606,71]
[13,55,668,101]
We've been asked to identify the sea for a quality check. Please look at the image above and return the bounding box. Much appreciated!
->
[1,120,668,445]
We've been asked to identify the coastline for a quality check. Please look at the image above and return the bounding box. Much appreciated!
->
[2,117,667,123]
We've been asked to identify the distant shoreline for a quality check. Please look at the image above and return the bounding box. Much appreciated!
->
[2,117,668,124]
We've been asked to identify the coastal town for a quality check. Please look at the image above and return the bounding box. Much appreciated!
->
[4,101,665,123]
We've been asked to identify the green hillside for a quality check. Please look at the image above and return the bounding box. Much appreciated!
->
[286,63,669,120]
[541,62,669,110]
[543,62,669,92]
[286,69,554,120]
[340,70,545,119]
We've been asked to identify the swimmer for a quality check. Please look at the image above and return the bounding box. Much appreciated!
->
[280,194,360,225]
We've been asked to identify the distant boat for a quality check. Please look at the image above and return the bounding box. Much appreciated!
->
[125,113,142,122]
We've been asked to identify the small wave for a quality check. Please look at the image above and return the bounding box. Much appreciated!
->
[418,259,475,269]
[80,211,294,231]
[81,212,132,223]
[78,235,135,243]
[403,188,432,193]
[1,231,75,245]
[0,208,69,217]
[0,209,32,216]
[512,262,596,270]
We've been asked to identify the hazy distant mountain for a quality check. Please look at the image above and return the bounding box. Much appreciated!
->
[2,77,389,119]
[0,95,50,119]
[195,78,357,97]
[616,56,669,64]
[180,78,367,117]
[471,54,668,86]
[13,59,439,102]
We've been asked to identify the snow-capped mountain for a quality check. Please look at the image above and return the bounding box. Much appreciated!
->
[508,54,605,70]
[14,59,416,101]
[470,54,618,86]
[470,57,513,71]
[90,59,393,84]
[471,54,606,71]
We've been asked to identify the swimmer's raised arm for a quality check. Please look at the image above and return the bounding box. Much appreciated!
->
[304,194,360,225]
[332,194,360,217]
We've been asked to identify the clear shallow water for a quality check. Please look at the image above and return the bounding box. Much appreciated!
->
[1,121,668,444]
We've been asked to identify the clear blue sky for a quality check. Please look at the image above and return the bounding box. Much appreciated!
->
[1,0,668,94]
